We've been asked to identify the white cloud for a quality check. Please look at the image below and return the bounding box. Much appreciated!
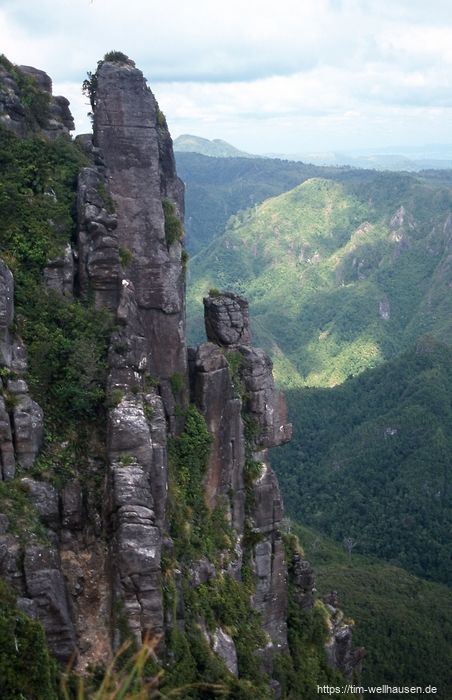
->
[1,0,452,151]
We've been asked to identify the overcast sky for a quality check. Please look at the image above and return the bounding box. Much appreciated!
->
[1,0,452,154]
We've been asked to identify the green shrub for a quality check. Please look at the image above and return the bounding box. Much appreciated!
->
[156,107,167,129]
[170,371,184,395]
[118,246,133,269]
[103,51,135,66]
[163,198,184,246]
[0,581,59,700]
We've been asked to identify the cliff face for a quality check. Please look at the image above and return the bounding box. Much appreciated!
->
[0,56,361,697]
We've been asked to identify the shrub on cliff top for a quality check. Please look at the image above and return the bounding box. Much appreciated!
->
[103,51,135,67]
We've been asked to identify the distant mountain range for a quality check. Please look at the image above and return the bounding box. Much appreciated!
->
[173,134,254,158]
[174,133,452,171]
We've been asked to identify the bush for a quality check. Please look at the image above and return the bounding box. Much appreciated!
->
[163,198,184,246]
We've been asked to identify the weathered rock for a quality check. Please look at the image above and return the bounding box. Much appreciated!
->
[23,544,77,662]
[93,60,187,398]
[61,480,84,531]
[211,627,238,676]
[292,552,315,610]
[0,63,74,138]
[192,342,245,532]
[77,165,120,309]
[237,346,292,449]
[0,396,15,480]
[10,383,43,469]
[188,557,216,588]
[109,463,163,647]
[204,292,251,347]
[43,244,75,298]
[0,260,14,367]
[0,534,25,594]
[21,478,59,529]
[250,453,288,654]
[325,617,365,681]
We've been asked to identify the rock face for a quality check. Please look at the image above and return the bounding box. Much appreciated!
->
[195,292,293,665]
[93,60,187,404]
[204,292,252,347]
[0,61,74,138]
[0,262,43,479]
[0,55,362,694]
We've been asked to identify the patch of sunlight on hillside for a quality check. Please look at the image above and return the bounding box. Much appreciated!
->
[271,349,305,389]
[305,338,383,387]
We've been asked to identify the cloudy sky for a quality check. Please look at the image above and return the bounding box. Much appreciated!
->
[1,0,452,154]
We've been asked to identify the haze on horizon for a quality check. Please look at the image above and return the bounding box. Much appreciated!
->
[1,0,452,155]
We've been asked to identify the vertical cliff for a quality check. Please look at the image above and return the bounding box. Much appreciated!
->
[0,53,362,698]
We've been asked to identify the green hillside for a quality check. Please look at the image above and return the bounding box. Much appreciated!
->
[294,524,452,700]
[174,134,254,159]
[272,341,452,584]
[176,152,356,254]
[188,173,452,388]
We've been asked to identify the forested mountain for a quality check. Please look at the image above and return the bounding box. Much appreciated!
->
[185,155,452,693]
[187,172,452,388]
[273,340,452,584]
[174,134,254,159]
[293,523,452,695]
[175,151,356,254]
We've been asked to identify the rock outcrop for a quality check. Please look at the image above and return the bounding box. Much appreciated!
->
[0,60,74,137]
[0,54,362,695]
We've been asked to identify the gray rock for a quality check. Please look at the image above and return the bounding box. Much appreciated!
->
[292,553,315,610]
[12,389,43,469]
[24,544,77,662]
[21,478,59,529]
[61,480,84,531]
[16,596,38,618]
[43,244,74,298]
[0,260,14,367]
[235,346,292,448]
[193,342,246,533]
[93,61,187,403]
[0,63,74,138]
[109,462,163,647]
[188,557,216,588]
[77,166,120,310]
[204,292,251,347]
[0,534,25,594]
[0,396,15,480]
[250,454,288,653]
[211,627,238,675]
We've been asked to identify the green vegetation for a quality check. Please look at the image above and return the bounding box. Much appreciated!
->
[0,580,59,700]
[169,371,184,396]
[176,152,354,254]
[273,340,452,584]
[188,173,452,387]
[163,198,184,246]
[156,107,168,129]
[82,52,135,112]
[295,524,452,700]
[167,405,232,562]
[0,126,112,427]
[0,480,49,544]
[98,180,115,213]
[0,55,50,130]
[273,535,356,700]
[118,246,132,269]
[173,135,254,160]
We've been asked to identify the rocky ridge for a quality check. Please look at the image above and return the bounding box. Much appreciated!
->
[0,56,362,696]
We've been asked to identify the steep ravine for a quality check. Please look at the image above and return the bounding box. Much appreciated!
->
[0,53,361,698]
